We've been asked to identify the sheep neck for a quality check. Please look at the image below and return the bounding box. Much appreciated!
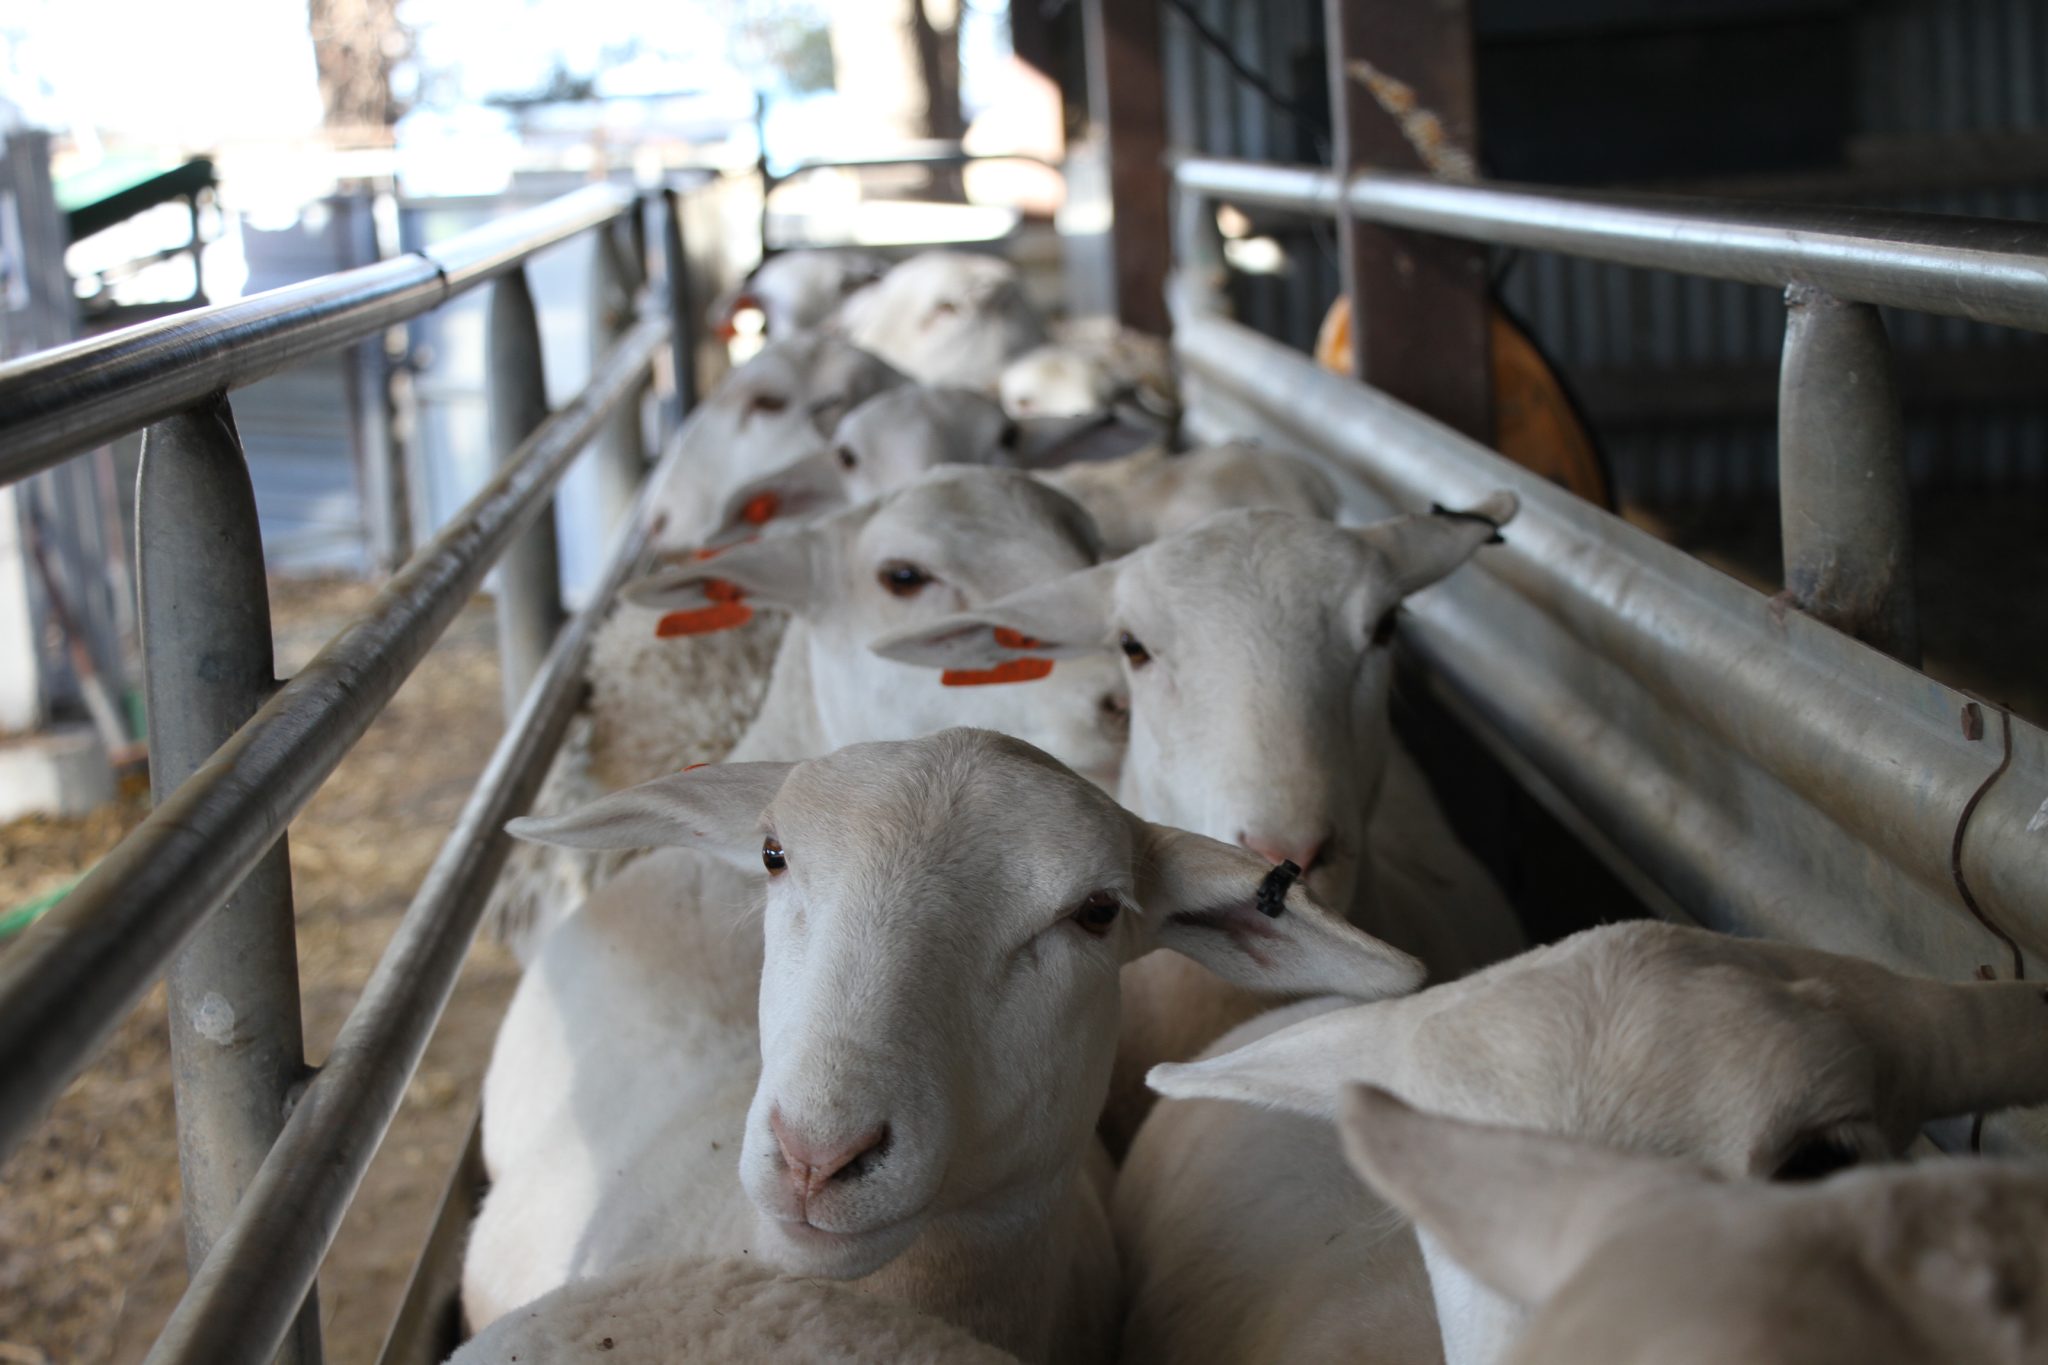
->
[857,1158,1114,1365]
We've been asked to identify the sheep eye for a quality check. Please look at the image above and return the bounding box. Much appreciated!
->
[1069,890,1120,937]
[746,393,789,421]
[1119,631,1152,668]
[1371,608,1398,648]
[1772,1132,1860,1182]
[762,837,787,874]
[836,444,859,471]
[925,299,960,327]
[878,560,932,597]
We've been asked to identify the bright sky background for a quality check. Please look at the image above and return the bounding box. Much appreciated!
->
[1,0,325,147]
[2,0,1007,161]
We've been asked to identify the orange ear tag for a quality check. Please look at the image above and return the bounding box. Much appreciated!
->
[992,626,1044,649]
[942,657,1055,686]
[740,491,781,525]
[683,762,709,772]
[656,601,755,637]
[701,578,744,603]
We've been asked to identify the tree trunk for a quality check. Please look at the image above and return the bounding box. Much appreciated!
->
[308,0,404,137]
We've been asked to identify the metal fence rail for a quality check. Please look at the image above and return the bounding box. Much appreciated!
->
[0,178,700,1365]
[1176,156,2048,663]
[1173,158,2048,1153]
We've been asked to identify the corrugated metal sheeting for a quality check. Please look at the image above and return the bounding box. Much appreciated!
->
[1166,0,2048,502]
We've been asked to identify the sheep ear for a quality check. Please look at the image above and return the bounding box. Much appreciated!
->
[1136,823,1425,1007]
[621,521,840,633]
[1146,994,1401,1117]
[506,762,796,860]
[867,561,1122,673]
[1353,490,1519,600]
[1848,974,2048,1124]
[1338,1085,1709,1308]
[704,452,847,545]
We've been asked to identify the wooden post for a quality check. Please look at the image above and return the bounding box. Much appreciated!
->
[1323,0,1494,445]
[1085,0,1171,335]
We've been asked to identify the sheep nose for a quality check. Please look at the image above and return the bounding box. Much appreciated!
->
[1238,832,1329,875]
[770,1109,891,1199]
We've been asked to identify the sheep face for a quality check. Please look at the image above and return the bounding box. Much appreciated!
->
[833,251,1048,391]
[653,334,905,550]
[507,729,1425,1282]
[705,386,1018,543]
[872,497,1517,917]
[1339,1087,2048,1365]
[1152,921,2048,1365]
[711,249,890,339]
[628,467,1128,785]
[999,345,1115,419]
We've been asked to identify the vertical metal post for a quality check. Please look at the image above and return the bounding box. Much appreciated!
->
[1082,0,1172,334]
[1323,0,1494,444]
[661,187,698,432]
[590,217,647,530]
[1171,186,1229,322]
[1777,284,1919,663]
[137,394,321,1365]
[487,266,565,714]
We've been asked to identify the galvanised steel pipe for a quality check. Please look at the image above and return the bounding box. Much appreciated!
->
[590,216,649,530]
[141,426,673,1365]
[661,187,698,422]
[0,257,442,485]
[1177,313,2048,968]
[486,267,565,714]
[1174,158,2048,333]
[0,313,667,1163]
[136,395,323,1365]
[415,182,635,294]
[1778,285,1919,663]
[0,183,636,485]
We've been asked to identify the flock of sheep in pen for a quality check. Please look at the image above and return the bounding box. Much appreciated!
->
[446,248,2048,1364]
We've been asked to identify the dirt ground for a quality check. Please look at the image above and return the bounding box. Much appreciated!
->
[0,576,519,1365]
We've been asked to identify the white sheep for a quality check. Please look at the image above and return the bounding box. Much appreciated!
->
[479,468,1131,1175]
[1339,1085,2048,1365]
[1121,920,2048,1365]
[705,391,1268,558]
[708,248,891,340]
[704,385,1021,543]
[1038,441,1338,556]
[463,728,1426,1361]
[1000,319,1178,430]
[646,332,907,552]
[487,335,908,953]
[831,251,1047,391]
[448,1256,1019,1363]
[872,498,1527,1149]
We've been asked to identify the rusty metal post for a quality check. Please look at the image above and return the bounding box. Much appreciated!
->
[1322,0,1494,444]
[661,187,698,431]
[590,218,647,530]
[1777,284,1919,663]
[486,266,564,713]
[1083,0,1171,334]
[137,394,322,1365]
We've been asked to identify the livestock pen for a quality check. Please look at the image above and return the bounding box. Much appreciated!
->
[1,2,2046,1362]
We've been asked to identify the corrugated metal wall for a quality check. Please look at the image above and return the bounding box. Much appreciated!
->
[1166,0,2048,502]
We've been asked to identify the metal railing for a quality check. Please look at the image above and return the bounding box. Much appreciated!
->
[1172,158,2048,1153]
[0,178,703,1365]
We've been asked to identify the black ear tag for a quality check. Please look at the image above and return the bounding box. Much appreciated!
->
[1429,501,1506,544]
[1256,859,1302,918]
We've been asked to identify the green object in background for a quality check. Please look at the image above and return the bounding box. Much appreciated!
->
[0,879,77,941]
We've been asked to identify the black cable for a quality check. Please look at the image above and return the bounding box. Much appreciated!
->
[1157,0,1331,158]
